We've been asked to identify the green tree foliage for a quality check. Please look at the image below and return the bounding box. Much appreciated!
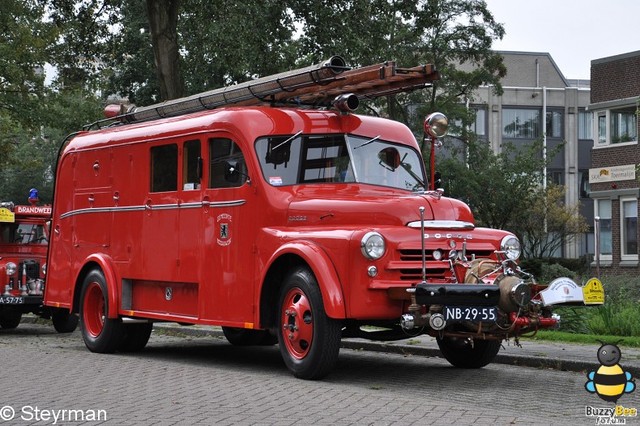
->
[0,0,104,202]
[439,139,587,259]
[289,0,506,136]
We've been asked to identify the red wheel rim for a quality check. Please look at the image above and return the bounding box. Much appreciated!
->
[281,287,313,360]
[83,281,105,338]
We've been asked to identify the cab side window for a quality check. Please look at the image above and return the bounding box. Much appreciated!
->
[150,144,178,192]
[209,138,247,189]
[183,140,201,190]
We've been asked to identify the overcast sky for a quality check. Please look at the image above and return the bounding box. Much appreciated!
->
[484,0,640,80]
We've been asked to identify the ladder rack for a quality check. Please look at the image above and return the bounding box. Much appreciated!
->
[97,56,439,127]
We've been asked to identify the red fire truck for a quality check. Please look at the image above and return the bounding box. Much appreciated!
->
[1,191,78,332]
[43,58,603,379]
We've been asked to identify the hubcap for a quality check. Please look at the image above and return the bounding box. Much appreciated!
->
[281,287,313,359]
[83,282,105,338]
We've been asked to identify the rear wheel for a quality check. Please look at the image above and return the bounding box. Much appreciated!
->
[0,308,22,329]
[222,326,277,346]
[277,266,341,380]
[436,336,501,368]
[80,269,124,353]
[119,323,153,352]
[51,309,79,333]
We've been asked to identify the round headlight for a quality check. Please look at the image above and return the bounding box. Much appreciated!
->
[42,263,47,276]
[500,235,521,260]
[361,232,386,260]
[6,262,17,276]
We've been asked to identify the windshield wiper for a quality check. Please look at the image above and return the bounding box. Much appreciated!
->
[271,130,302,151]
[354,135,380,149]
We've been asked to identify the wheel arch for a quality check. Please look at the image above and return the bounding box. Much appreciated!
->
[259,242,346,330]
[72,253,119,319]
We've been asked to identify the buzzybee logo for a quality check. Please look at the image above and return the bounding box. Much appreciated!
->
[585,342,636,402]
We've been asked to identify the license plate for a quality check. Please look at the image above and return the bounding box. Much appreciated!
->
[444,306,497,322]
[0,296,25,305]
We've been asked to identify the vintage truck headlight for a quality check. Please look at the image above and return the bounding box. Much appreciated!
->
[5,262,17,276]
[500,236,521,260]
[361,232,386,260]
[42,263,47,276]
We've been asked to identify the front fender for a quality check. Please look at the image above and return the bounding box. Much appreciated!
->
[264,241,346,319]
[75,253,120,319]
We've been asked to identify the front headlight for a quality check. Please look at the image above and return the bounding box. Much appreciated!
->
[6,262,17,276]
[42,263,47,276]
[361,232,386,260]
[500,235,521,260]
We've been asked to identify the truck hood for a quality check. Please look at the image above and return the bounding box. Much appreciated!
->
[286,185,475,227]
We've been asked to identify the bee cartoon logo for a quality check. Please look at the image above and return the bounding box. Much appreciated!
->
[585,341,636,402]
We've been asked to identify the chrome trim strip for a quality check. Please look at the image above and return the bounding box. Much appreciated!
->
[407,220,474,230]
[59,199,246,219]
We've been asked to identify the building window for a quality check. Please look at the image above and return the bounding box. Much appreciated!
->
[472,108,486,137]
[597,113,606,144]
[610,106,637,143]
[595,199,612,259]
[502,108,541,139]
[546,110,563,138]
[578,170,590,198]
[621,197,638,258]
[578,110,592,140]
[594,106,638,145]
[150,144,178,192]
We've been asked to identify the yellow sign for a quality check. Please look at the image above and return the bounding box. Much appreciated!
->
[583,278,605,305]
[0,207,15,223]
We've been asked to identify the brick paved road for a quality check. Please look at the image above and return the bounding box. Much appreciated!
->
[1,323,637,425]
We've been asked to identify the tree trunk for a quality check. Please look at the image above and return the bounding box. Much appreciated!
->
[146,0,184,100]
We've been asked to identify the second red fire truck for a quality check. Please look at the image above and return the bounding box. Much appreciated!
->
[43,57,603,379]
[1,190,78,332]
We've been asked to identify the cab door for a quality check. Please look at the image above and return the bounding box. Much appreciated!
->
[199,135,256,324]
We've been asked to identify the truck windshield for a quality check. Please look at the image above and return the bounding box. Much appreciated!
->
[0,223,48,245]
[256,134,426,191]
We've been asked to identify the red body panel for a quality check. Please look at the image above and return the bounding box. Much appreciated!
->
[44,106,508,329]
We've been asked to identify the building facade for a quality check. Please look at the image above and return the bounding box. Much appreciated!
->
[588,50,640,274]
[460,51,594,258]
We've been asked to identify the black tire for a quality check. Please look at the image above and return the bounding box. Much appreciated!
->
[51,309,79,333]
[277,266,341,380]
[80,269,124,353]
[119,323,153,352]
[222,326,278,346]
[436,336,501,368]
[0,308,22,329]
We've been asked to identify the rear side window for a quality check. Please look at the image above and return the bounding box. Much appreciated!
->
[150,144,178,192]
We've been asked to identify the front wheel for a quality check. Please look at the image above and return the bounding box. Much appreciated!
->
[277,266,341,380]
[80,269,124,353]
[436,336,501,368]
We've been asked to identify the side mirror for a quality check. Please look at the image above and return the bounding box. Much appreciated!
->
[378,147,401,171]
[424,112,449,138]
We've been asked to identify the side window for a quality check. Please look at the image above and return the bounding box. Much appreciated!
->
[209,138,247,188]
[150,144,178,192]
[183,140,202,190]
